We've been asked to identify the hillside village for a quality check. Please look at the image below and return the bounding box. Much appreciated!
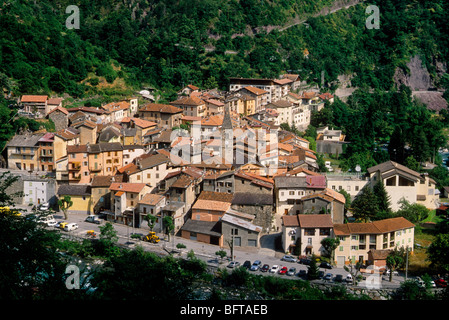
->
[2,75,441,269]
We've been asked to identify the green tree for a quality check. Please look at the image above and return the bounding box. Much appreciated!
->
[144,213,157,231]
[373,180,392,218]
[163,215,175,242]
[351,186,379,222]
[386,252,404,282]
[58,195,73,220]
[427,233,449,273]
[307,255,320,280]
[395,198,429,224]
[320,237,340,263]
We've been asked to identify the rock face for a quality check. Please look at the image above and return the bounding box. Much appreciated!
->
[394,55,448,112]
[394,55,434,91]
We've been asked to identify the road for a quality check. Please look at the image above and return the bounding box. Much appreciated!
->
[19,206,407,290]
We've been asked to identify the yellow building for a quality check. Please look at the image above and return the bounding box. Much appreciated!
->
[57,184,92,214]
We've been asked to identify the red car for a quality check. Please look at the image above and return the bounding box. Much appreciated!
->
[278,266,288,275]
[435,278,447,288]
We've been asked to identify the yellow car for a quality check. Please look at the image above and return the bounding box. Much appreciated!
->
[58,222,68,229]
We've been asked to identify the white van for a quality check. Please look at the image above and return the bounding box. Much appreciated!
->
[64,223,79,231]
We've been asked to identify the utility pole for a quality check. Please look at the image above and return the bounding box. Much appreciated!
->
[405,245,409,281]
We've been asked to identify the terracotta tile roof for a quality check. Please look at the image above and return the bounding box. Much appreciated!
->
[101,101,130,113]
[298,214,333,228]
[333,217,415,235]
[322,188,346,204]
[193,199,231,212]
[91,175,123,187]
[122,117,157,129]
[273,78,293,85]
[48,105,68,115]
[67,145,88,153]
[282,215,300,227]
[109,182,147,193]
[171,95,205,106]
[198,191,234,203]
[138,193,165,205]
[241,86,268,95]
[170,175,194,188]
[139,103,183,114]
[21,95,48,103]
[47,97,63,105]
[54,127,79,140]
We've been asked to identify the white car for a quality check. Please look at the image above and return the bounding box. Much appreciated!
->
[64,223,79,231]
[38,203,50,211]
[345,274,353,283]
[39,215,57,227]
[269,265,280,273]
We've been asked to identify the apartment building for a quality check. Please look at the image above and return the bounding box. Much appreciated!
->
[170,95,207,118]
[333,217,415,267]
[6,133,43,171]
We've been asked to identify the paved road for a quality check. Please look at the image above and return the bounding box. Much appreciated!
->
[19,207,406,289]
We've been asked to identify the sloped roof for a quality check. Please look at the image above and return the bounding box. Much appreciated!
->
[333,217,415,235]
[58,184,91,196]
[109,182,147,193]
[6,134,43,148]
[21,95,48,103]
[139,103,183,114]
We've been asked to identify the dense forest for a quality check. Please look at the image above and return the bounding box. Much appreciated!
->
[1,0,449,175]
[1,0,448,97]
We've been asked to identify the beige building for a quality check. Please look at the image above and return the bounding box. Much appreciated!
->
[367,161,439,211]
[281,214,334,256]
[170,95,207,118]
[333,217,415,267]
[137,103,183,129]
[6,133,43,171]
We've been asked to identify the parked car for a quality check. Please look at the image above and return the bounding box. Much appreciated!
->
[324,273,333,281]
[299,258,311,265]
[250,260,262,271]
[57,221,68,229]
[385,269,399,276]
[287,267,297,276]
[39,215,57,227]
[242,260,252,269]
[64,223,78,231]
[269,265,280,273]
[317,271,325,279]
[334,274,343,282]
[434,278,447,288]
[345,274,353,283]
[319,262,333,269]
[227,261,240,268]
[281,255,298,263]
[38,202,50,211]
[261,264,270,272]
[85,215,101,224]
[278,266,288,275]
[298,269,307,278]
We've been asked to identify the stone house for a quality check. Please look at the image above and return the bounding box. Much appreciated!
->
[221,208,262,248]
[137,103,183,129]
[47,106,69,131]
